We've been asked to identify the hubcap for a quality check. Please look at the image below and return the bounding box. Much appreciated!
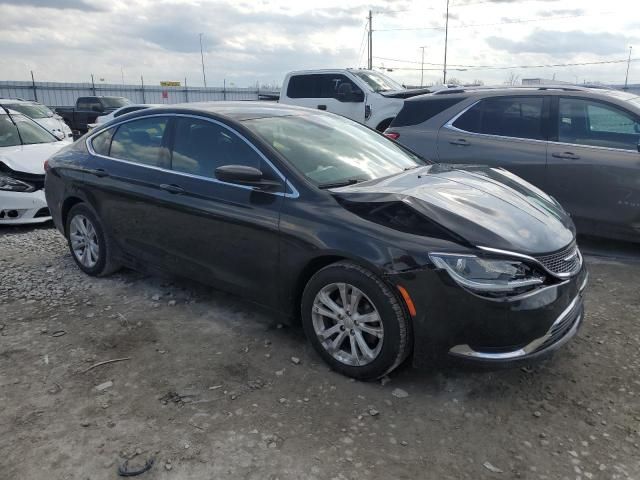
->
[69,214,99,268]
[311,282,384,366]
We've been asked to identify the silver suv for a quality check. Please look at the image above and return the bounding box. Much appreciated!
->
[385,86,640,243]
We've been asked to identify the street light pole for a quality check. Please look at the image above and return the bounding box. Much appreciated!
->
[624,45,633,90]
[199,33,207,88]
[420,46,427,87]
[443,0,450,84]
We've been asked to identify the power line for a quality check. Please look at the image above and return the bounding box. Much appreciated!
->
[357,21,368,68]
[375,12,610,32]
[374,57,640,72]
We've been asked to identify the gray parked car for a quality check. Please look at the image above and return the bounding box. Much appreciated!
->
[385,86,640,243]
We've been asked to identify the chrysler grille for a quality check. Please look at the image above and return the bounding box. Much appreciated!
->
[534,242,582,276]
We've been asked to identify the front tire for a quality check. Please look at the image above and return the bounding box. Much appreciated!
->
[66,203,120,276]
[301,261,411,380]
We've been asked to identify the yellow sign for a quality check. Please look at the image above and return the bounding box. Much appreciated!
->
[160,81,181,87]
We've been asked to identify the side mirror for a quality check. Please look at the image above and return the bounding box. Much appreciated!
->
[215,164,281,190]
[53,130,66,141]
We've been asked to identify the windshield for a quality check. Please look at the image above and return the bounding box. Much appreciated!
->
[352,70,404,92]
[0,112,57,146]
[0,114,21,147]
[243,113,426,187]
[101,97,131,108]
[4,103,53,119]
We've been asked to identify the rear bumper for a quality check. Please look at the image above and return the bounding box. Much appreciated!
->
[388,263,588,367]
[0,189,51,225]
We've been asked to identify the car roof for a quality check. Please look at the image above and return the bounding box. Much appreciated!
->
[139,101,320,121]
[286,68,372,76]
[406,85,640,104]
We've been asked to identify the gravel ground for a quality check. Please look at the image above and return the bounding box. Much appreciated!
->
[1,224,639,480]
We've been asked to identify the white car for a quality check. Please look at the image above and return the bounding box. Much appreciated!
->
[0,107,71,225]
[0,98,72,139]
[88,103,160,130]
[279,69,439,131]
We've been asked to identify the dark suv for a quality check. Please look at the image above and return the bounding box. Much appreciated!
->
[385,86,640,243]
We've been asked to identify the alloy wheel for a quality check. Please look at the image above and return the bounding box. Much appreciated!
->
[69,214,100,268]
[311,282,384,366]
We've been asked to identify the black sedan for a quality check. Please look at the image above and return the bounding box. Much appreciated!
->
[45,103,588,379]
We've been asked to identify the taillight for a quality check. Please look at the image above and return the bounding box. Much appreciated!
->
[384,132,400,140]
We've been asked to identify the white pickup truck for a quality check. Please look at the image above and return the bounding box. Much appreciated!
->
[279,69,439,131]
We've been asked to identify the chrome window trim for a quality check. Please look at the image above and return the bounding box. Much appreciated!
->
[477,245,582,279]
[547,139,640,154]
[445,97,639,152]
[85,113,299,199]
[443,98,549,145]
[554,96,640,153]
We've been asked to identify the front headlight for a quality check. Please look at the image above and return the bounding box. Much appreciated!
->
[0,175,35,192]
[429,253,545,293]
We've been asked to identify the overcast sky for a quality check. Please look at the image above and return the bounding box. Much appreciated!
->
[0,0,638,88]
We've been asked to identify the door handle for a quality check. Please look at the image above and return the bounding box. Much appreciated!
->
[86,168,109,177]
[449,138,470,146]
[317,105,327,111]
[552,152,580,160]
[159,183,185,194]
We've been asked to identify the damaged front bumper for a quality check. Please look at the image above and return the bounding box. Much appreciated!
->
[387,262,588,367]
[0,189,51,225]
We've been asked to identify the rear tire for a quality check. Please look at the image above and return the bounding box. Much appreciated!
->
[301,261,411,380]
[66,203,120,277]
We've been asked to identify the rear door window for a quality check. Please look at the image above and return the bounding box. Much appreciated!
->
[91,128,115,155]
[287,74,360,99]
[453,96,545,140]
[110,117,169,167]
[170,117,264,178]
[77,98,101,111]
[558,97,640,150]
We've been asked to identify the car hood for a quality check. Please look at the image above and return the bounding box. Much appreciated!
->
[378,88,434,99]
[332,164,575,255]
[0,141,71,174]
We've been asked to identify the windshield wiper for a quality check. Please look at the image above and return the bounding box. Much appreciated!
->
[317,178,364,189]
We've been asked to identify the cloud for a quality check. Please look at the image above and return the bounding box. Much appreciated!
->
[0,0,105,11]
[125,3,363,54]
[536,8,585,17]
[486,30,635,56]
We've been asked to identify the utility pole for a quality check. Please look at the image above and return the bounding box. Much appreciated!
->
[199,33,207,88]
[367,10,373,70]
[624,45,633,90]
[420,46,427,87]
[443,0,450,84]
[121,66,125,85]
